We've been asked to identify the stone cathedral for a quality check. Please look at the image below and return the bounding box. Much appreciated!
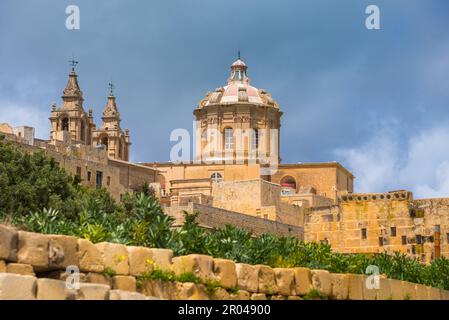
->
[1,56,449,264]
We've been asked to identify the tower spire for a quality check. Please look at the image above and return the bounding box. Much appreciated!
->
[108,81,115,96]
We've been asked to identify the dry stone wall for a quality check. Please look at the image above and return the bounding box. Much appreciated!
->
[0,224,447,300]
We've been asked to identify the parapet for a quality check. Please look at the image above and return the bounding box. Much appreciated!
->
[340,190,413,202]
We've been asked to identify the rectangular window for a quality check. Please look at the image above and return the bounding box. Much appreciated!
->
[416,235,422,245]
[390,227,397,237]
[224,128,234,151]
[379,237,384,247]
[402,235,407,245]
[96,171,103,188]
[251,129,259,150]
[361,228,367,240]
[87,171,92,182]
[107,176,111,187]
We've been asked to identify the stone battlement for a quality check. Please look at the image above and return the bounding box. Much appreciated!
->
[340,191,412,202]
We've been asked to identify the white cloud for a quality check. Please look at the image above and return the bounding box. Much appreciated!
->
[0,102,49,139]
[334,122,449,199]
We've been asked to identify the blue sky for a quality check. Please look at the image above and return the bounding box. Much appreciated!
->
[1,0,449,197]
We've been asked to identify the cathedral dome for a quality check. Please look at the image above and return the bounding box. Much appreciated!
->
[197,58,280,109]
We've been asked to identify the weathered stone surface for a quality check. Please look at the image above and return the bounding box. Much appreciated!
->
[175,282,209,300]
[140,279,179,300]
[401,281,417,300]
[376,277,392,300]
[389,279,405,300]
[86,272,112,286]
[6,263,35,276]
[112,275,136,292]
[347,274,364,300]
[250,293,267,300]
[362,275,377,300]
[292,267,312,296]
[76,283,110,300]
[330,273,349,300]
[36,278,75,300]
[415,284,430,300]
[17,231,50,271]
[213,258,237,289]
[127,247,173,275]
[311,269,332,297]
[230,290,250,300]
[95,242,129,275]
[109,289,149,300]
[210,287,231,300]
[172,254,214,282]
[77,239,104,273]
[0,273,36,300]
[39,270,87,283]
[441,290,449,300]
[287,295,302,300]
[0,225,18,262]
[235,263,258,293]
[0,260,6,273]
[48,235,79,269]
[274,268,295,296]
[255,265,277,294]
[270,295,286,300]
[427,286,442,300]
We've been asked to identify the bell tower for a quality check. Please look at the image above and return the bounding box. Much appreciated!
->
[49,59,95,145]
[92,83,131,161]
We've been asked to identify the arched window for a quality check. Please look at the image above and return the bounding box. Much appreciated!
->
[101,136,109,148]
[251,128,259,150]
[224,128,234,151]
[211,172,223,183]
[280,176,297,195]
[61,118,69,131]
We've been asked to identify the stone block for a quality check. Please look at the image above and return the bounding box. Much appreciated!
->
[127,246,173,275]
[250,293,267,300]
[6,263,35,276]
[140,279,179,300]
[210,287,232,300]
[0,260,6,273]
[362,275,377,300]
[95,242,129,275]
[77,239,104,273]
[109,289,148,300]
[0,273,36,300]
[39,270,87,283]
[401,281,417,300]
[255,265,277,294]
[230,290,250,300]
[311,269,332,297]
[213,258,237,289]
[415,284,430,300]
[112,275,136,292]
[176,282,209,300]
[427,286,442,300]
[330,273,348,300]
[36,278,75,300]
[389,279,405,300]
[287,295,302,300]
[235,263,258,293]
[274,268,295,296]
[172,254,214,282]
[17,231,50,271]
[48,235,79,270]
[270,295,286,300]
[292,267,312,296]
[376,277,392,300]
[347,274,364,300]
[440,290,449,300]
[86,272,112,286]
[0,225,18,261]
[76,283,110,300]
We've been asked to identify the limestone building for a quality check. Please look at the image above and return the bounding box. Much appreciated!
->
[2,56,449,263]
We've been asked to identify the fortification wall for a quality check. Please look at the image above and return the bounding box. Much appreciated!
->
[1,224,447,300]
[165,203,304,239]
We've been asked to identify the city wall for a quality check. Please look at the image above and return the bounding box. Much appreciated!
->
[1,224,447,300]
